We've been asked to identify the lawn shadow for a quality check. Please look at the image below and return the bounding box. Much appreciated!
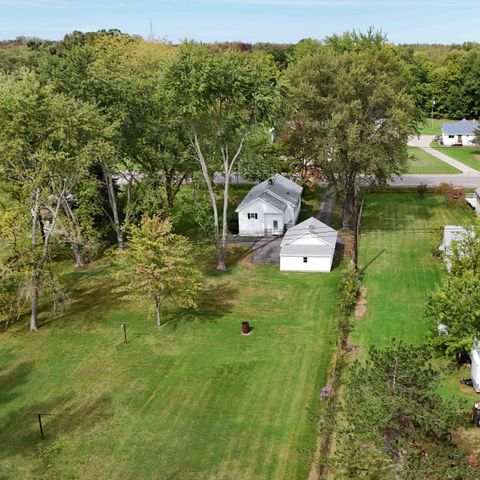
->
[0,393,113,461]
[360,193,451,232]
[332,237,346,270]
[0,361,33,408]
[164,282,238,328]
[360,249,386,273]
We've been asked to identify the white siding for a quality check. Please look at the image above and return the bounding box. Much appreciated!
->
[237,199,284,236]
[442,133,475,146]
[280,255,333,272]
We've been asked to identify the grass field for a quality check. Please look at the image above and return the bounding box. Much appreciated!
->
[352,192,473,349]
[407,146,461,174]
[433,146,480,171]
[419,118,451,136]
[0,246,342,479]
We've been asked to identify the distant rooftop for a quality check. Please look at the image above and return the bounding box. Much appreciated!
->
[442,118,478,136]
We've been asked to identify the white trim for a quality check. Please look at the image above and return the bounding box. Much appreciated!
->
[235,196,284,214]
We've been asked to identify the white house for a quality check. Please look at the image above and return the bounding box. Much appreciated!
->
[235,174,303,237]
[441,118,477,146]
[280,217,337,272]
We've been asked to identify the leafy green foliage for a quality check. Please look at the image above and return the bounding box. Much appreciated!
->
[334,340,475,479]
[338,261,361,318]
[111,215,201,326]
[426,224,480,357]
[284,30,421,227]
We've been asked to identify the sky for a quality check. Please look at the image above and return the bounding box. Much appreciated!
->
[1,0,480,44]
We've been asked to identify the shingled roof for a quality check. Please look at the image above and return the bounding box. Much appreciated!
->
[442,118,477,136]
[280,217,338,257]
[235,174,302,212]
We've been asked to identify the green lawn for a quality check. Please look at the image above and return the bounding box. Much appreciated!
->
[0,252,341,479]
[351,192,480,449]
[433,146,480,171]
[407,146,461,174]
[352,192,473,349]
[419,118,452,136]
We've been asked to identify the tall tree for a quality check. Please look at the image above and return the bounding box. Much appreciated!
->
[160,43,283,271]
[111,215,201,327]
[285,30,421,228]
[41,32,173,248]
[333,340,476,479]
[0,69,114,330]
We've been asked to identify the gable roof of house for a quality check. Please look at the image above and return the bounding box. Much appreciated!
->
[442,118,477,136]
[281,217,338,249]
[235,174,302,213]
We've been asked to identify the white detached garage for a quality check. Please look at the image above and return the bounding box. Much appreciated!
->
[280,217,338,272]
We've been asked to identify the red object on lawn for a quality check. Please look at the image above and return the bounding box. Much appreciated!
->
[242,322,250,334]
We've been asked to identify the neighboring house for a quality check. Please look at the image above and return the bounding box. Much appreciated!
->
[439,225,469,271]
[235,174,303,236]
[280,217,337,272]
[465,187,480,216]
[441,118,478,146]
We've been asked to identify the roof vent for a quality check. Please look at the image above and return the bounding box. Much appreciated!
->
[309,224,315,232]
[268,178,273,186]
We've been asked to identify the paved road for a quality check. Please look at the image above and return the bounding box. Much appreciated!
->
[390,173,480,187]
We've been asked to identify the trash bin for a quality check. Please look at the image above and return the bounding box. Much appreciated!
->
[242,321,250,334]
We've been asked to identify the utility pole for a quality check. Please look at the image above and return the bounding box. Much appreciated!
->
[431,97,436,130]
[148,18,154,42]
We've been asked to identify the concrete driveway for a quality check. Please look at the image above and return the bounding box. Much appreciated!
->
[408,135,436,148]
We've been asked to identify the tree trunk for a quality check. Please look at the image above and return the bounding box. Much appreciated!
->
[102,166,125,249]
[155,298,161,327]
[71,243,86,267]
[30,191,40,331]
[191,132,223,271]
[218,166,230,272]
[30,280,39,331]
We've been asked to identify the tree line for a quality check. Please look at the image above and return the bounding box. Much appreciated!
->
[0,28,458,332]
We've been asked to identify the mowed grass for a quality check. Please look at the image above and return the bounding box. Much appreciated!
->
[419,118,452,136]
[407,146,461,174]
[0,254,341,479]
[352,192,473,350]
[433,146,480,171]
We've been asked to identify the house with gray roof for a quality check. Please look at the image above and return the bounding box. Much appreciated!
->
[280,217,337,272]
[235,174,303,236]
[441,118,478,146]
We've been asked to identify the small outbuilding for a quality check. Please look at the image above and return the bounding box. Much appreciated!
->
[439,225,471,271]
[280,217,337,272]
[441,118,477,146]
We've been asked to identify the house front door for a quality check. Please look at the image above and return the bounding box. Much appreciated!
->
[457,135,463,145]
[273,220,279,234]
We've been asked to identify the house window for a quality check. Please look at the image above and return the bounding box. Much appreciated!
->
[303,257,308,263]
[247,213,258,220]
[449,135,455,139]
